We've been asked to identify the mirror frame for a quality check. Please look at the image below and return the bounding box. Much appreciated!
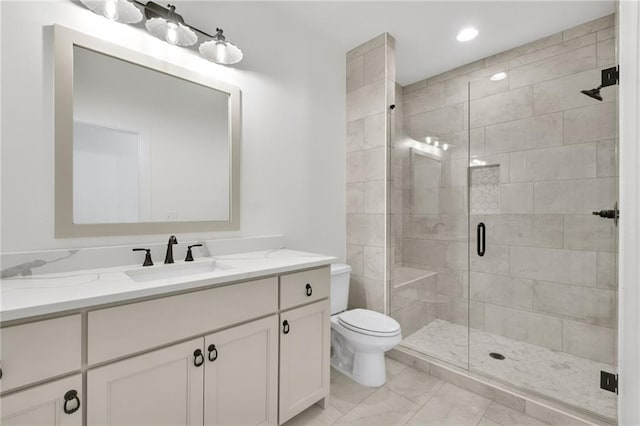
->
[53,25,240,237]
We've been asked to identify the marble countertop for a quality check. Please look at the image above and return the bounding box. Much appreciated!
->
[0,249,335,322]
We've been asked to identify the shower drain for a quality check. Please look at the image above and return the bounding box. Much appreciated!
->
[489,352,506,360]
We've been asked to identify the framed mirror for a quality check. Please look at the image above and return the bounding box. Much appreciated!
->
[53,25,240,237]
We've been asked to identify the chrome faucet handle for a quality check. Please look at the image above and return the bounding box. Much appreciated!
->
[185,244,203,262]
[132,248,154,267]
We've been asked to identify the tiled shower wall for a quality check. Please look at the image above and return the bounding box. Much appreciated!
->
[398,15,617,364]
[345,34,395,313]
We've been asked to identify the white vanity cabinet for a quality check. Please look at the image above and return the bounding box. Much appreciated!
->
[278,268,331,424]
[0,375,82,426]
[88,338,204,426]
[88,315,280,426]
[204,315,279,425]
[0,264,331,426]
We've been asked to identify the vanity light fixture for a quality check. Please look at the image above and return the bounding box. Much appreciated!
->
[199,28,243,65]
[77,0,243,65]
[490,72,507,81]
[456,27,479,42]
[79,0,143,23]
[144,2,197,46]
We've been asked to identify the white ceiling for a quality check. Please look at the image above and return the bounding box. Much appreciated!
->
[266,1,614,86]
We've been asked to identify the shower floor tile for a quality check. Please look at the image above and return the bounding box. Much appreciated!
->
[402,320,616,420]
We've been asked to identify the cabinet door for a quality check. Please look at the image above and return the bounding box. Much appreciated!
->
[204,315,278,426]
[88,338,204,426]
[0,374,82,426]
[279,300,330,424]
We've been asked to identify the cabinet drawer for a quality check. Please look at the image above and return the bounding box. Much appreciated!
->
[0,315,81,392]
[1,374,82,425]
[279,267,330,311]
[88,277,278,365]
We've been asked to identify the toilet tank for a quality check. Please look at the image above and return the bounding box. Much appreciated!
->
[330,263,351,315]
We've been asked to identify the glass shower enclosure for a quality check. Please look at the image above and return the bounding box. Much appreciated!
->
[389,18,618,421]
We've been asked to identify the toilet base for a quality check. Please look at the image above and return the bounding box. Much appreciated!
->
[330,350,387,387]
[331,332,388,387]
[352,351,386,387]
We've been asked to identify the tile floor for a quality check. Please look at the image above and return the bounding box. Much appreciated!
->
[284,357,550,426]
[402,320,616,419]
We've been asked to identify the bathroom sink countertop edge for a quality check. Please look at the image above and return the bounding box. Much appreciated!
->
[0,249,336,322]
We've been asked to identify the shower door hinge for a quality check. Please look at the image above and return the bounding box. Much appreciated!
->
[602,66,619,87]
[600,370,618,394]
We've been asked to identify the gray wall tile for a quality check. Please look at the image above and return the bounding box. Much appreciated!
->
[364,45,385,84]
[485,304,563,350]
[510,33,596,69]
[347,119,364,152]
[485,113,563,154]
[509,45,596,89]
[533,280,616,326]
[510,246,597,286]
[596,139,616,177]
[562,15,614,41]
[347,55,364,92]
[564,102,616,144]
[347,80,386,121]
[564,215,617,252]
[500,183,534,214]
[470,272,534,311]
[562,320,615,364]
[533,178,615,214]
[597,252,617,289]
[483,215,563,248]
[509,143,597,182]
[533,68,606,114]
[470,87,533,127]
[410,104,465,138]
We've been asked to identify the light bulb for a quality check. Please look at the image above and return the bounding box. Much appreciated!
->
[215,42,227,63]
[426,136,432,144]
[166,22,179,45]
[457,27,479,42]
[491,72,507,81]
[434,140,440,147]
[104,0,118,20]
[442,143,449,151]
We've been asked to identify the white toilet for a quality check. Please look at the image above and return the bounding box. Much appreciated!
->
[330,263,402,387]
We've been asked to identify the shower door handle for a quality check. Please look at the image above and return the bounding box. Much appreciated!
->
[477,223,485,257]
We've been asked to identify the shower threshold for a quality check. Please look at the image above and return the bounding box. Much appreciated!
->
[401,320,616,421]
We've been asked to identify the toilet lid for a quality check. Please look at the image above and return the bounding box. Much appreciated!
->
[338,309,401,336]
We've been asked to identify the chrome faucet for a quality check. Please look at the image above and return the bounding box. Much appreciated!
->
[164,235,178,264]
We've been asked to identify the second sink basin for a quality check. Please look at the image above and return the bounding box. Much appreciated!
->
[125,260,232,283]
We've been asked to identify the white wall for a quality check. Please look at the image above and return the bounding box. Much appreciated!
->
[0,1,346,260]
[618,1,640,424]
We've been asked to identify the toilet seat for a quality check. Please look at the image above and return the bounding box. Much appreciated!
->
[337,309,401,337]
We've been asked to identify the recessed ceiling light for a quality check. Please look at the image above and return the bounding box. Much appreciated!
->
[456,27,479,42]
[490,72,507,81]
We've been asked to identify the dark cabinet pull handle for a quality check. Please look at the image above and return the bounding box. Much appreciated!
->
[63,389,80,415]
[477,223,486,257]
[193,349,204,367]
[283,320,290,334]
[305,283,312,296]
[207,344,218,362]
[0,366,3,380]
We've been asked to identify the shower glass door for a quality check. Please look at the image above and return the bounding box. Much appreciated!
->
[389,82,471,370]
[467,67,618,420]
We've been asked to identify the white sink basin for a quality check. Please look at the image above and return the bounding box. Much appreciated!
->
[125,260,232,282]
